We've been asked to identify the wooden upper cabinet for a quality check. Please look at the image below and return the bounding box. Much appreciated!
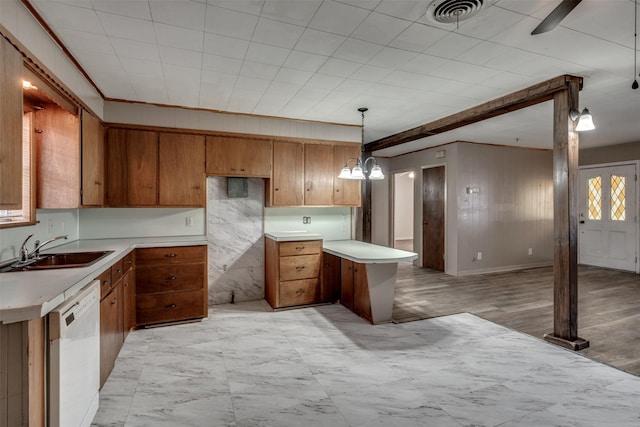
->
[81,110,105,207]
[270,141,304,206]
[206,136,271,177]
[0,37,24,209]
[105,128,127,206]
[36,105,81,208]
[106,128,158,206]
[333,144,362,206]
[304,144,334,206]
[159,133,205,207]
[127,130,158,206]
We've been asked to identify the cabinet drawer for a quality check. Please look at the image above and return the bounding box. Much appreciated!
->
[136,290,205,325]
[280,254,321,281]
[97,269,112,299]
[279,240,321,256]
[136,264,204,294]
[136,245,205,266]
[279,279,320,307]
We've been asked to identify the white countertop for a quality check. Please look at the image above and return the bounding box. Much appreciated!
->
[264,231,323,242]
[0,235,206,324]
[323,240,418,264]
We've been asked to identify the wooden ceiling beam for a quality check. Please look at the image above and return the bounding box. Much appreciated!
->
[365,75,583,153]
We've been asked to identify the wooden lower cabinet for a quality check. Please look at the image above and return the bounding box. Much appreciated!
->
[321,252,342,303]
[265,238,325,308]
[100,280,123,388]
[122,251,136,339]
[340,259,372,322]
[135,245,207,327]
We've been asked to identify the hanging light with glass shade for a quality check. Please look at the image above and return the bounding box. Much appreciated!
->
[337,108,385,180]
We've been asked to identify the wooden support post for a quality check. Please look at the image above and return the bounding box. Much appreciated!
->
[361,149,372,243]
[543,81,589,351]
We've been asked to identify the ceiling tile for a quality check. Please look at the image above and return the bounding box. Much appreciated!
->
[283,50,329,72]
[274,68,314,85]
[97,11,156,43]
[389,22,448,52]
[111,38,160,62]
[202,54,243,74]
[423,32,483,59]
[261,0,322,26]
[164,64,201,84]
[333,38,384,64]
[294,28,346,56]
[240,60,280,80]
[149,0,206,30]
[203,33,250,59]
[120,57,163,77]
[155,22,204,51]
[205,5,259,40]
[227,87,263,111]
[33,1,102,34]
[90,0,152,20]
[317,57,362,77]
[206,0,265,16]
[245,42,290,66]
[367,47,417,69]
[307,73,345,91]
[429,60,501,84]
[308,1,370,36]
[252,17,305,48]
[235,76,271,92]
[351,12,410,46]
[159,45,203,68]
[399,53,449,76]
[455,6,524,40]
[374,0,427,21]
[352,64,393,82]
[59,28,115,55]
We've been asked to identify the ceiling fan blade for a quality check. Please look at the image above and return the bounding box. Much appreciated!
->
[531,0,582,35]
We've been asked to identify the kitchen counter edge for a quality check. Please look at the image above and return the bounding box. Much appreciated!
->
[0,236,207,324]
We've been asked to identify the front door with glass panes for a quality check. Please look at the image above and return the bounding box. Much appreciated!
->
[578,162,638,272]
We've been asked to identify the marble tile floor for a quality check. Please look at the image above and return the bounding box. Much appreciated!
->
[93,301,640,427]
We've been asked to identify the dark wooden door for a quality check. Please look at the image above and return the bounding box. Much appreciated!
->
[422,166,445,271]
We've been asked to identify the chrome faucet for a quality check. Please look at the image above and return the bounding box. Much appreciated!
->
[19,234,68,262]
[31,235,68,259]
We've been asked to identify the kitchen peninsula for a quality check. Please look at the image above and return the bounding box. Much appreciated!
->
[323,240,417,324]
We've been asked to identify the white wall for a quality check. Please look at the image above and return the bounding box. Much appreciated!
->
[79,208,205,239]
[393,172,414,241]
[264,207,351,241]
[0,209,79,262]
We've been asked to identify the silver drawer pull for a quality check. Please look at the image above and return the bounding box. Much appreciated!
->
[296,289,304,295]
[295,246,304,251]
[165,304,177,309]
[296,266,305,271]
[167,275,177,281]
[165,253,177,258]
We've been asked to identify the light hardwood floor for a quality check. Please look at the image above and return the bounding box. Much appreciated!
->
[392,263,640,376]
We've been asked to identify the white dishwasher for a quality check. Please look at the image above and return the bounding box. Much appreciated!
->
[49,280,100,427]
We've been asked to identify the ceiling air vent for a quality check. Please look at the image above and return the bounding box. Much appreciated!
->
[428,0,487,24]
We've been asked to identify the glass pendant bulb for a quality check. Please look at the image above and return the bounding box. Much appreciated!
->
[338,165,352,179]
[351,163,365,179]
[575,108,595,131]
[369,164,384,180]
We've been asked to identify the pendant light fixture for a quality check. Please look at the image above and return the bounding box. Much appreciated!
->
[338,108,385,180]
[633,0,638,90]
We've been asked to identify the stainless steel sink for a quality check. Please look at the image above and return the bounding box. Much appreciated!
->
[1,251,113,272]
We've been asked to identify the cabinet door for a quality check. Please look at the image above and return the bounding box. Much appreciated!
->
[304,144,334,206]
[127,130,158,206]
[322,252,341,303]
[340,259,354,310]
[122,269,135,338]
[100,282,123,388]
[81,110,104,206]
[159,133,205,206]
[333,145,362,206]
[0,36,23,209]
[35,105,81,208]
[206,136,271,177]
[105,128,127,206]
[271,141,304,206]
[352,262,372,322]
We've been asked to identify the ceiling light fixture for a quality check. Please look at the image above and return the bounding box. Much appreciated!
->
[22,80,37,90]
[570,107,595,131]
[337,108,385,181]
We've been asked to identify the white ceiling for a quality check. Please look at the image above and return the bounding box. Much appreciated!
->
[28,0,640,157]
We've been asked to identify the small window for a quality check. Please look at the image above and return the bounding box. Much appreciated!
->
[587,176,602,220]
[610,175,626,221]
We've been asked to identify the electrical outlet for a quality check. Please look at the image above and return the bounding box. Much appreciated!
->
[185,216,193,227]
[528,248,533,256]
[303,216,311,224]
[477,252,482,260]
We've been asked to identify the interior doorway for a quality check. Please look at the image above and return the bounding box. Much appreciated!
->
[393,171,415,252]
[578,162,639,273]
[422,166,445,271]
